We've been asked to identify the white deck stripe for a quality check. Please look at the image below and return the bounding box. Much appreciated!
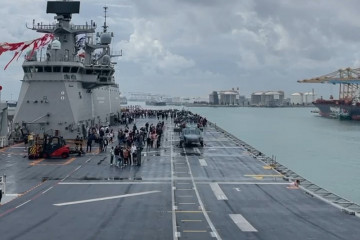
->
[229,214,257,232]
[59,182,168,185]
[194,148,201,154]
[210,183,228,200]
[54,191,160,206]
[184,150,222,240]
[16,200,31,208]
[170,127,178,240]
[42,186,54,194]
[199,159,207,166]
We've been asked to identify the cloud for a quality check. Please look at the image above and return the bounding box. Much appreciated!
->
[2,0,360,100]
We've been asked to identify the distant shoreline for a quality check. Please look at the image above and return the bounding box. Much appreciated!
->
[177,103,316,108]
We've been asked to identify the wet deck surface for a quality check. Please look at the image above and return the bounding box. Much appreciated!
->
[1,117,360,240]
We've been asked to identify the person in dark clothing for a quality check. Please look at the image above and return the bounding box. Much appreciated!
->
[87,134,93,152]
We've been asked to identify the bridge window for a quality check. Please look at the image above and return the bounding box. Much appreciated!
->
[102,70,110,76]
[63,66,70,73]
[44,66,52,72]
[35,66,43,72]
[23,67,30,73]
[71,67,79,73]
[53,66,61,72]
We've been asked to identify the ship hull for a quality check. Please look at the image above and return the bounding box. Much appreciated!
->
[14,80,121,139]
[313,101,360,120]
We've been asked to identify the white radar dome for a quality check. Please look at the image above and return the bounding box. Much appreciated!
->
[51,39,61,50]
[100,33,112,45]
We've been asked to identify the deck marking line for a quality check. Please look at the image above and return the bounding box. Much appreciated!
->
[244,174,283,177]
[181,220,202,222]
[54,190,160,206]
[16,200,31,208]
[183,149,222,240]
[229,214,257,232]
[199,159,208,166]
[193,148,201,154]
[210,183,228,200]
[30,158,45,166]
[63,157,76,165]
[170,127,178,240]
[42,186,54,194]
[183,230,207,233]
[59,182,168,185]
[210,232,217,237]
[0,208,16,218]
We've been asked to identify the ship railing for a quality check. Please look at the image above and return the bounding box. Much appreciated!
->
[0,136,8,148]
[32,24,56,31]
[71,24,96,31]
[0,174,6,195]
[31,24,96,32]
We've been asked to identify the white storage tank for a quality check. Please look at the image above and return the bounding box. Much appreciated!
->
[290,92,303,105]
[304,92,315,104]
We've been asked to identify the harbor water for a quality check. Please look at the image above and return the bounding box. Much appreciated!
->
[128,102,360,205]
[190,107,360,205]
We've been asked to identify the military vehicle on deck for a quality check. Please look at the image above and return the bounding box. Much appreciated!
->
[179,125,204,147]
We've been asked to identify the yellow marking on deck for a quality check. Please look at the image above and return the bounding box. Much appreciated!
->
[29,158,45,166]
[263,165,273,170]
[31,157,76,166]
[183,230,207,233]
[245,174,283,179]
[63,157,76,165]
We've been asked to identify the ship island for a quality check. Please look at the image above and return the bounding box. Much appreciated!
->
[13,0,121,140]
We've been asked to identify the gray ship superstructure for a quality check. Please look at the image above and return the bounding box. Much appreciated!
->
[13,1,121,139]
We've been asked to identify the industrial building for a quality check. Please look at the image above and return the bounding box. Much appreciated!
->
[209,89,242,105]
[290,93,304,105]
[290,92,315,105]
[251,91,285,107]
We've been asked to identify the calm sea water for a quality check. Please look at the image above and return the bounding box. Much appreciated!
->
[190,107,360,205]
[127,102,360,205]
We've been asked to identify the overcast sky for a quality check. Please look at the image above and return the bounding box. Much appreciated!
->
[1,0,360,100]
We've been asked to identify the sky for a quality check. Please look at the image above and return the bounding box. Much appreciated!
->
[1,0,360,100]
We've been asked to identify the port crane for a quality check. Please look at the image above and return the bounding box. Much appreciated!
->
[298,67,360,101]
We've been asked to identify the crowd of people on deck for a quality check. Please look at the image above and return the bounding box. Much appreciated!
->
[82,108,207,168]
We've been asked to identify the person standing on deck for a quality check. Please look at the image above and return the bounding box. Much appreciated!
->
[87,134,93,152]
[110,146,115,166]
[130,143,137,166]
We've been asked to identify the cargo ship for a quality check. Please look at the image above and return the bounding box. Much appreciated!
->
[299,67,360,120]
